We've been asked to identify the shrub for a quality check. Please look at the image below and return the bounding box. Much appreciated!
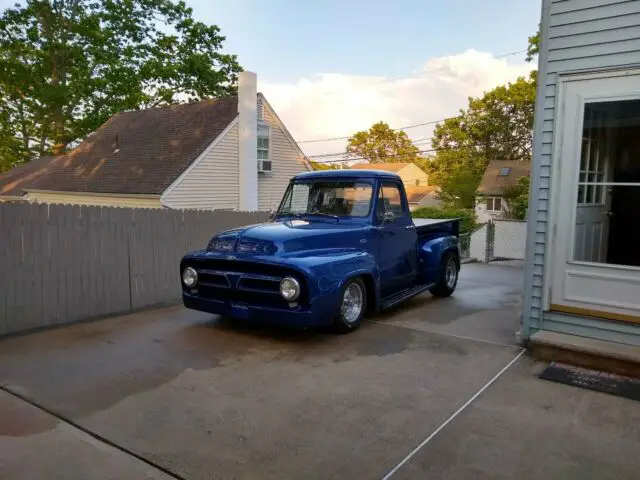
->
[412,206,476,234]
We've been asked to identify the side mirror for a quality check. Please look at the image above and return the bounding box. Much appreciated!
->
[382,210,395,224]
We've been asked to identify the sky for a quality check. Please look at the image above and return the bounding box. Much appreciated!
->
[192,0,542,158]
[0,0,542,160]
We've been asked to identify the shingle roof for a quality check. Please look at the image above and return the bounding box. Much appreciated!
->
[0,97,239,196]
[405,185,439,203]
[476,160,530,196]
[0,156,57,196]
[350,162,410,172]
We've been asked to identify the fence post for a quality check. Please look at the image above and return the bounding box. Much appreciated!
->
[485,220,494,263]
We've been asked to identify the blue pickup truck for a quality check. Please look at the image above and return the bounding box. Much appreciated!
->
[180,170,460,333]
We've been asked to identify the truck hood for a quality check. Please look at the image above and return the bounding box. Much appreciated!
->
[207,219,367,256]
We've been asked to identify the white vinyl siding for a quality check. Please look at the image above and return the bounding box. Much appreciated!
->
[525,0,640,336]
[258,102,309,211]
[161,121,240,210]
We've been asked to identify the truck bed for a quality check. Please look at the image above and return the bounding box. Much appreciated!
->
[412,217,459,238]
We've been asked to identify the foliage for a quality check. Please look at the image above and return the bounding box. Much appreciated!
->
[346,121,420,163]
[526,26,540,63]
[426,74,535,207]
[502,175,530,220]
[412,206,476,234]
[0,0,242,171]
[437,168,483,210]
[431,75,536,164]
[310,160,340,171]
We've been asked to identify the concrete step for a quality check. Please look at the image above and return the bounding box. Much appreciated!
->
[530,330,640,378]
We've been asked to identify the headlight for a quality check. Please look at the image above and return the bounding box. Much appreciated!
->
[279,277,300,301]
[182,267,198,287]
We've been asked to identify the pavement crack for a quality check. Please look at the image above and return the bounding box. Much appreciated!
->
[0,384,187,480]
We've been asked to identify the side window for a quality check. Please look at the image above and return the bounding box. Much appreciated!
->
[377,183,406,220]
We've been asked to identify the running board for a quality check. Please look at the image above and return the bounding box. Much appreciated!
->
[381,283,434,310]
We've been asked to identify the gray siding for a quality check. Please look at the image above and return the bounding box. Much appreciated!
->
[258,102,309,211]
[0,202,268,336]
[161,120,240,210]
[524,0,640,337]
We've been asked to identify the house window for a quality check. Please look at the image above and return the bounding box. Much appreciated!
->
[486,197,502,212]
[257,124,269,161]
[499,167,511,176]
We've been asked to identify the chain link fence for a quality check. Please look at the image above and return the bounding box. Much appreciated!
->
[468,219,527,263]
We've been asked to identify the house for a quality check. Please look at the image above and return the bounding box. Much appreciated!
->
[351,162,430,187]
[475,160,530,223]
[405,185,441,210]
[522,1,640,362]
[0,71,310,210]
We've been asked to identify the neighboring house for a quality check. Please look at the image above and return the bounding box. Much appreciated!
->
[522,1,640,355]
[351,162,430,187]
[0,72,310,210]
[475,160,530,223]
[405,185,441,210]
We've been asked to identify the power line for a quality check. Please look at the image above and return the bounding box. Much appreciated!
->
[306,135,434,159]
[297,117,453,144]
[310,148,438,164]
[495,48,528,58]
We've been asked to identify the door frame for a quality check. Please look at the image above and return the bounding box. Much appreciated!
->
[544,68,640,317]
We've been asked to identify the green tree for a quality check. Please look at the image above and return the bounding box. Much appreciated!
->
[431,75,536,164]
[438,169,482,210]
[503,176,530,220]
[526,26,540,63]
[346,121,420,163]
[310,160,340,171]
[0,0,242,171]
[426,74,535,212]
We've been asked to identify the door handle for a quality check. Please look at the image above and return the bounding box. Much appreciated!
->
[405,225,416,231]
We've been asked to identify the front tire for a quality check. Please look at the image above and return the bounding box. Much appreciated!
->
[429,252,459,297]
[333,277,367,333]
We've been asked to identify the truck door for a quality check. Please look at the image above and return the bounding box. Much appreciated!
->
[376,182,418,293]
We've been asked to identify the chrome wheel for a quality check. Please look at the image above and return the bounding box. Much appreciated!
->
[341,282,364,324]
[445,257,458,289]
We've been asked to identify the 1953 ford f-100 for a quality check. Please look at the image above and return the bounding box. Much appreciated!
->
[180,170,460,332]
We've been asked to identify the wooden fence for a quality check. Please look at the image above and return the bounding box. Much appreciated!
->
[0,202,269,336]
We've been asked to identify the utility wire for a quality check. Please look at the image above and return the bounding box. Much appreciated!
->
[297,118,454,144]
[309,148,439,164]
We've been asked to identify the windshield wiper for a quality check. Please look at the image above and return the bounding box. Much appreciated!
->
[306,211,340,222]
[276,212,303,219]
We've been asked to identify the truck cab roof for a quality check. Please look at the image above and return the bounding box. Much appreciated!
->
[294,170,402,181]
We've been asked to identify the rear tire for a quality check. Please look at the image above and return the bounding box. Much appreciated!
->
[332,277,367,333]
[429,252,459,297]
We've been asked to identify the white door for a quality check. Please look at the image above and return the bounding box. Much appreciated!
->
[573,108,612,263]
[550,70,640,322]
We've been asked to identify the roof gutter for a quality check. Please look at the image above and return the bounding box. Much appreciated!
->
[23,189,161,199]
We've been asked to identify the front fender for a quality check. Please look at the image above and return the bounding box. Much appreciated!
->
[292,249,380,313]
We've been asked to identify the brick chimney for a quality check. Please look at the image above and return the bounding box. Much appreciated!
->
[238,71,258,211]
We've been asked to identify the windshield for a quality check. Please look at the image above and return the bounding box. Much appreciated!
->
[277,181,374,218]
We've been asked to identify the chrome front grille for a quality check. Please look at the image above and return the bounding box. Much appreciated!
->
[184,259,306,307]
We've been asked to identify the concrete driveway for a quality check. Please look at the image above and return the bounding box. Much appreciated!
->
[1,263,638,479]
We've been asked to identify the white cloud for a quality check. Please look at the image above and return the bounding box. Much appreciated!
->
[258,49,532,159]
